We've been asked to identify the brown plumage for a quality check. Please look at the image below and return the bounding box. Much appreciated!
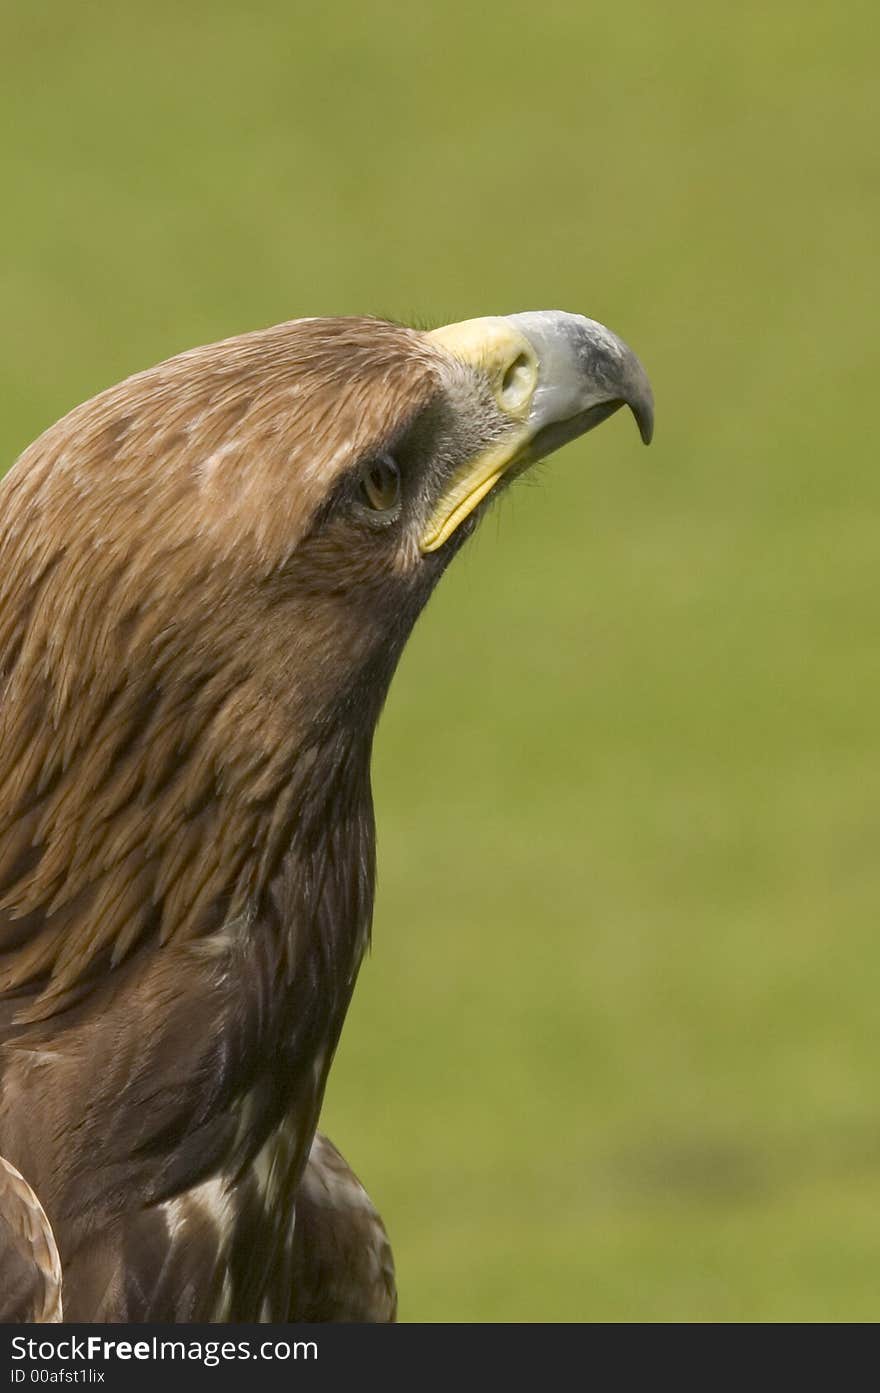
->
[0,1157,62,1321]
[0,311,652,1320]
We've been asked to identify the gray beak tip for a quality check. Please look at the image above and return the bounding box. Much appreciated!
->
[506,308,655,453]
[620,349,654,447]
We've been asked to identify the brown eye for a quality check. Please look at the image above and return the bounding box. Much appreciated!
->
[360,455,401,513]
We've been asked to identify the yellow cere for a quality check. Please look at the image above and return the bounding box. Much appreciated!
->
[421,318,539,553]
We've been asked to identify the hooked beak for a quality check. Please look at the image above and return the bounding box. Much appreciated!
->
[421,310,653,552]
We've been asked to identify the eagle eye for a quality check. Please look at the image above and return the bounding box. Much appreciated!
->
[360,455,401,514]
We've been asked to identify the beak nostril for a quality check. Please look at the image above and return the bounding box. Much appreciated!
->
[499,353,535,413]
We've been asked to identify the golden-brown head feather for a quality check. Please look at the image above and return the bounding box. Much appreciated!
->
[0,317,444,1018]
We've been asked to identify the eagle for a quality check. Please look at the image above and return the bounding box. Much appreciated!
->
[0,311,652,1321]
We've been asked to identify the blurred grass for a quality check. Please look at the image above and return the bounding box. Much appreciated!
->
[2,0,878,1321]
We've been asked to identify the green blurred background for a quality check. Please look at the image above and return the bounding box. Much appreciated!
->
[2,0,878,1321]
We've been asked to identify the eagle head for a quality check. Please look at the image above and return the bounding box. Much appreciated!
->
[0,311,652,1016]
